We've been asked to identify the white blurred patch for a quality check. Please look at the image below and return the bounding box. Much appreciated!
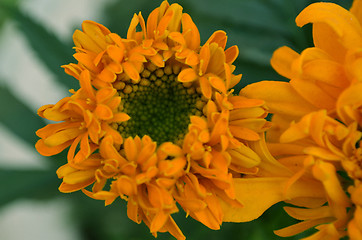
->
[21,0,113,40]
[0,199,81,240]
[0,123,46,169]
[0,20,69,112]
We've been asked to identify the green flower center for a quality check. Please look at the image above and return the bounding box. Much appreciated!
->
[116,63,206,145]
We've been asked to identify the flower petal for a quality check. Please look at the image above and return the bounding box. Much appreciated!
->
[178,68,197,82]
[240,81,318,117]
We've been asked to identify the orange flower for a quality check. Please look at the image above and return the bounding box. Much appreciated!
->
[35,1,273,238]
[232,1,362,239]
[240,0,362,141]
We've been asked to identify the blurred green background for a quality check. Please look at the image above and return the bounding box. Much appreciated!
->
[0,0,353,239]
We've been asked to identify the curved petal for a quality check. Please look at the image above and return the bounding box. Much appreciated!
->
[182,13,200,50]
[122,62,140,81]
[240,81,318,117]
[336,82,362,125]
[296,2,362,60]
[271,46,299,79]
[351,0,362,26]
[178,68,197,82]
[290,78,336,110]
[274,217,335,237]
[222,177,325,223]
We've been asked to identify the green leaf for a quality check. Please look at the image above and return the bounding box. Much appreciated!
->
[0,85,45,146]
[9,6,78,90]
[188,0,289,36]
[0,168,59,207]
[0,0,19,29]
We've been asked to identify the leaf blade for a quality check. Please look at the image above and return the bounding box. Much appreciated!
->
[0,168,60,207]
[0,85,45,146]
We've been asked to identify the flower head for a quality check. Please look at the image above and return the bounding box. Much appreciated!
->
[236,1,362,239]
[240,0,362,142]
[35,1,271,239]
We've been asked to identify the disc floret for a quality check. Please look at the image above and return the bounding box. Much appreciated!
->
[116,62,207,145]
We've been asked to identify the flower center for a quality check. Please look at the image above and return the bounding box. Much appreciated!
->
[117,63,206,145]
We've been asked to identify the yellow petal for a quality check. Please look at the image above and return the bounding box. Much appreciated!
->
[127,13,139,40]
[100,136,127,165]
[350,0,362,26]
[274,217,335,237]
[290,78,335,110]
[107,45,124,63]
[117,176,136,196]
[59,181,94,193]
[63,170,95,184]
[43,128,83,147]
[159,142,182,156]
[169,32,185,45]
[182,13,200,50]
[122,62,140,81]
[147,184,165,208]
[228,144,261,168]
[209,76,226,94]
[79,70,96,99]
[150,211,169,233]
[149,54,165,68]
[206,30,227,49]
[271,46,299,79]
[337,82,362,125]
[91,190,118,202]
[230,96,265,109]
[222,177,325,222]
[82,21,108,50]
[163,217,186,240]
[302,58,348,88]
[229,107,266,121]
[95,87,116,103]
[199,76,212,99]
[225,45,239,64]
[56,164,76,178]
[199,44,210,75]
[230,118,267,133]
[185,51,199,66]
[229,125,260,141]
[206,44,225,75]
[124,137,138,163]
[97,68,116,82]
[283,206,332,220]
[73,30,103,53]
[94,104,113,120]
[296,2,362,60]
[178,68,197,82]
[127,199,141,223]
[164,3,183,32]
[240,81,318,117]
[312,161,351,209]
